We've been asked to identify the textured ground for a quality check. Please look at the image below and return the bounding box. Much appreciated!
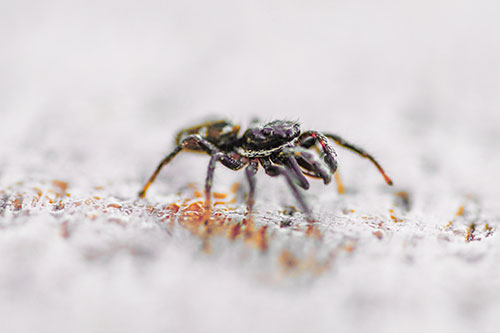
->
[1,1,500,332]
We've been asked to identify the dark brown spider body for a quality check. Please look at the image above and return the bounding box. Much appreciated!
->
[238,120,301,155]
[174,120,240,152]
[139,118,393,222]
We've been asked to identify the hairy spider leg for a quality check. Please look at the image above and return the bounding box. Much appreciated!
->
[138,145,182,198]
[281,147,332,185]
[138,134,245,199]
[259,157,314,223]
[294,151,345,194]
[297,131,338,174]
[297,133,347,193]
[204,152,246,209]
[244,160,259,220]
[281,154,310,190]
[322,132,393,186]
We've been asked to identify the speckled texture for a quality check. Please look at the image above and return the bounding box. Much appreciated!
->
[1,1,500,332]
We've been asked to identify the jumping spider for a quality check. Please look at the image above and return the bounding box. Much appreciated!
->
[139,119,393,221]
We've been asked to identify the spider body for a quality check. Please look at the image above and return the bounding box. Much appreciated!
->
[139,119,393,221]
[238,120,301,155]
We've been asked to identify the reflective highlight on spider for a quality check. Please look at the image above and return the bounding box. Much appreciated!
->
[138,119,393,222]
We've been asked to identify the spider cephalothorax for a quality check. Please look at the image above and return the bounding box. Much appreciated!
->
[139,119,393,222]
[238,120,301,154]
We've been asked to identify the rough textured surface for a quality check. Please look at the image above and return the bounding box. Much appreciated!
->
[1,1,500,332]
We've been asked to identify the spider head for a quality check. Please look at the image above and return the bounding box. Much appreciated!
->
[241,120,301,150]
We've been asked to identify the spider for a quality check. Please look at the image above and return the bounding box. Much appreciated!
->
[138,119,393,221]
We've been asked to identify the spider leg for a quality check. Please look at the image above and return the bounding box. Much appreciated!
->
[296,132,345,194]
[297,131,338,174]
[322,132,393,186]
[259,157,313,222]
[138,134,245,198]
[271,150,310,189]
[280,155,310,190]
[282,146,332,185]
[204,151,246,208]
[138,145,183,198]
[244,159,259,218]
[294,151,345,194]
[298,131,393,186]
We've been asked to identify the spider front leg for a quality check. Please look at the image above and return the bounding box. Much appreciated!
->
[295,131,345,194]
[259,157,314,223]
[297,131,338,174]
[322,132,393,186]
[281,146,332,185]
[298,130,393,186]
[270,152,310,190]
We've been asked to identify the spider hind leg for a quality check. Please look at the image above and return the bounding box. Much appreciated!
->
[138,134,245,201]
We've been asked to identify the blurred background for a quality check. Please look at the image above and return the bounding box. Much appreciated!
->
[1,0,499,194]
